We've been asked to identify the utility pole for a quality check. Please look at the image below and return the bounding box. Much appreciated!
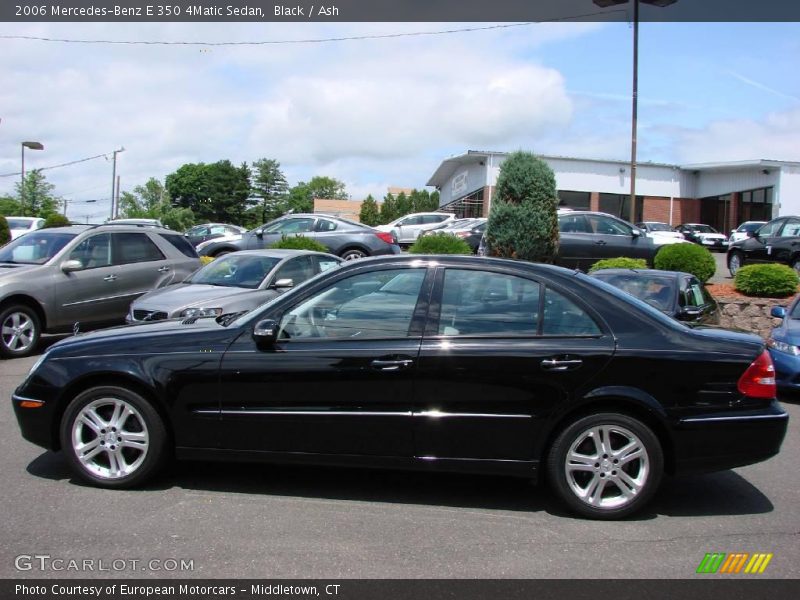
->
[110,147,125,220]
[115,175,121,218]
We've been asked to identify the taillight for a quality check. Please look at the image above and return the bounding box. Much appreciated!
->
[375,232,395,245]
[737,350,776,399]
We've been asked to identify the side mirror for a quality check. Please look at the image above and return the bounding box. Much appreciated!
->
[255,229,264,238]
[771,306,787,319]
[747,230,756,238]
[631,228,642,238]
[271,278,294,289]
[253,319,279,344]
[677,306,703,321]
[61,259,84,273]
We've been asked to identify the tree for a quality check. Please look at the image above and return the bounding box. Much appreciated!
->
[379,192,398,224]
[396,191,412,217]
[484,151,559,263]
[119,177,195,231]
[287,176,348,214]
[166,160,252,223]
[0,216,9,245]
[251,158,289,223]
[43,214,71,228]
[359,195,380,226]
[15,170,60,218]
[0,196,22,216]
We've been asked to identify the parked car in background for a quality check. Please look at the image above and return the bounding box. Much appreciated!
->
[198,214,400,261]
[128,249,341,323]
[185,223,246,248]
[375,212,456,246]
[106,218,166,228]
[13,255,787,519]
[5,217,45,240]
[767,300,800,397]
[0,224,200,357]
[677,223,728,252]
[556,211,657,270]
[635,222,686,245]
[419,218,487,253]
[730,221,767,244]
[727,216,800,276]
[590,269,720,325]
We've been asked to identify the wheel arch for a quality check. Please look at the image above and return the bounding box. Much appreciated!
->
[0,294,47,332]
[337,244,371,258]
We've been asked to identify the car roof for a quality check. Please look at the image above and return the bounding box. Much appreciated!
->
[41,224,177,234]
[218,249,339,259]
[590,269,689,280]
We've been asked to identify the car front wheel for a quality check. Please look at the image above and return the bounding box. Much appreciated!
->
[340,248,367,261]
[60,386,168,488]
[728,251,744,277]
[0,304,41,359]
[547,413,663,520]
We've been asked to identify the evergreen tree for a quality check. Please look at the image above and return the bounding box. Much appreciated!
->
[251,158,289,223]
[379,192,398,224]
[359,195,380,226]
[396,191,412,217]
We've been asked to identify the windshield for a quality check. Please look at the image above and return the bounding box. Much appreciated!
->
[647,223,672,232]
[592,273,675,311]
[741,222,765,233]
[188,254,281,289]
[6,219,34,230]
[692,225,717,233]
[0,231,77,264]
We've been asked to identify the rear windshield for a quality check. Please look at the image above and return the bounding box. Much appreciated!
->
[159,234,199,258]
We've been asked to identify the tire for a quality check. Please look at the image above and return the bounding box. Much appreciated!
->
[546,413,663,520]
[728,251,744,277]
[0,304,41,359]
[60,386,168,489]
[340,248,367,261]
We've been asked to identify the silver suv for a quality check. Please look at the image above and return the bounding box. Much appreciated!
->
[0,224,201,358]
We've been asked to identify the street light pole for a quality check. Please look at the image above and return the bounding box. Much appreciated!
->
[110,147,125,220]
[20,141,44,215]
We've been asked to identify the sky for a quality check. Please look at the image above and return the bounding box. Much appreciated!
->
[1,19,799,222]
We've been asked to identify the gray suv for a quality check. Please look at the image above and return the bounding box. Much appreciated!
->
[0,225,201,358]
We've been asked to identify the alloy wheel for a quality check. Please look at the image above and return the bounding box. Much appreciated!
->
[1,310,37,355]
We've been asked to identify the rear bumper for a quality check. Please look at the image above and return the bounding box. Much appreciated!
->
[671,401,788,474]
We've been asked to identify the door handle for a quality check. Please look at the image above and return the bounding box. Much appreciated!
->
[158,266,171,272]
[541,358,583,372]
[371,359,414,371]
[103,275,118,282]
[594,240,607,245]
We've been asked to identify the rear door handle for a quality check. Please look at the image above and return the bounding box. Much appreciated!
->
[103,275,117,282]
[594,240,607,245]
[371,359,414,372]
[541,358,583,372]
[158,266,171,272]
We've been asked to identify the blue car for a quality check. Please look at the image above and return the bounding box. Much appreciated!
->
[768,300,800,395]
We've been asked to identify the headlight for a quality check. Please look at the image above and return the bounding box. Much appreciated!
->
[180,307,223,318]
[767,338,800,356]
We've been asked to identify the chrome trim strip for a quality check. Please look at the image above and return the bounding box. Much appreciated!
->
[415,410,530,419]
[194,409,531,419]
[62,292,139,307]
[681,413,788,424]
[12,394,44,404]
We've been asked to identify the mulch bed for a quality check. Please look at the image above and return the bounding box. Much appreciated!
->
[706,282,800,302]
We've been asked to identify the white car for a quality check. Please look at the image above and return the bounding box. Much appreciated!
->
[376,212,456,246]
[5,216,45,240]
[635,221,688,246]
[730,221,767,243]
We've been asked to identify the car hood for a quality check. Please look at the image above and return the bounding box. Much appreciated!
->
[134,283,266,311]
[649,231,683,238]
[0,263,43,278]
[694,232,727,240]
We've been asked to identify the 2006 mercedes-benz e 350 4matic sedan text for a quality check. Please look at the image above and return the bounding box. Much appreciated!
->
[13,256,788,519]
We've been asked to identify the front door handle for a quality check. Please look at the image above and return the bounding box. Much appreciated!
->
[594,240,607,245]
[103,274,118,282]
[158,266,171,272]
[371,359,414,372]
[541,357,583,372]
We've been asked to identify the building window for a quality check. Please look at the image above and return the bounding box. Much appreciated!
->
[441,188,484,218]
[737,186,774,223]
[557,190,591,210]
[598,194,643,223]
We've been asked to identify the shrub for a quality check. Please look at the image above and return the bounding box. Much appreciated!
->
[653,243,716,283]
[734,264,799,297]
[408,233,472,255]
[589,257,648,273]
[199,256,215,266]
[269,234,329,253]
[0,216,9,246]
[42,213,71,228]
[484,151,559,263]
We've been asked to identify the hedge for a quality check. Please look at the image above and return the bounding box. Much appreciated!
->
[269,234,329,253]
[589,257,648,273]
[653,243,716,283]
[734,263,799,297]
[408,233,473,255]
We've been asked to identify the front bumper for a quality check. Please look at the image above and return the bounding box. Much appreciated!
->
[671,400,788,474]
[13,392,58,450]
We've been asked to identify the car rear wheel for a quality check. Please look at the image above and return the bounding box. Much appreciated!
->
[728,251,744,276]
[340,248,367,261]
[60,386,167,488]
[547,413,663,520]
[0,304,41,359]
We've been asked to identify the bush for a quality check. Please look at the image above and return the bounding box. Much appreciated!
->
[42,213,71,228]
[408,233,472,255]
[484,151,559,263]
[734,264,799,297]
[199,256,215,266]
[589,257,648,273]
[653,243,716,283]
[269,234,329,253]
[0,216,9,246]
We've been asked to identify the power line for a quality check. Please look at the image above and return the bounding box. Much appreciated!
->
[0,11,624,47]
[0,152,109,178]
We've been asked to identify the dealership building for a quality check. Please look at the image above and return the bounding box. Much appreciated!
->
[427,151,800,233]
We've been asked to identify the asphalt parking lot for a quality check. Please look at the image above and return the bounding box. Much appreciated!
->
[1,346,798,580]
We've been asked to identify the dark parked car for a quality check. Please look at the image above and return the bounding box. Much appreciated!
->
[590,269,720,325]
[127,250,342,322]
[420,218,487,253]
[14,256,787,519]
[727,215,800,276]
[185,223,246,247]
[198,214,400,261]
[677,223,728,252]
[767,299,800,396]
[0,225,201,358]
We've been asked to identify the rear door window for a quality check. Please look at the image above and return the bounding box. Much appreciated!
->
[158,233,199,258]
[112,233,165,265]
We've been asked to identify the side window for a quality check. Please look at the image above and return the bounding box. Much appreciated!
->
[225,226,242,235]
[759,219,783,237]
[686,279,707,307]
[558,214,590,234]
[274,256,316,286]
[400,216,422,226]
[209,225,226,235]
[158,234,198,258]
[779,218,800,238]
[278,268,426,340]
[69,233,112,269]
[112,233,165,265]
[313,255,341,274]
[542,288,601,336]
[438,269,540,336]
[264,218,315,234]
[423,214,447,224]
[588,215,630,236]
[316,219,338,232]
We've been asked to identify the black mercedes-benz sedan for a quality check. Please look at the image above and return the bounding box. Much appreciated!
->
[12,256,788,519]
